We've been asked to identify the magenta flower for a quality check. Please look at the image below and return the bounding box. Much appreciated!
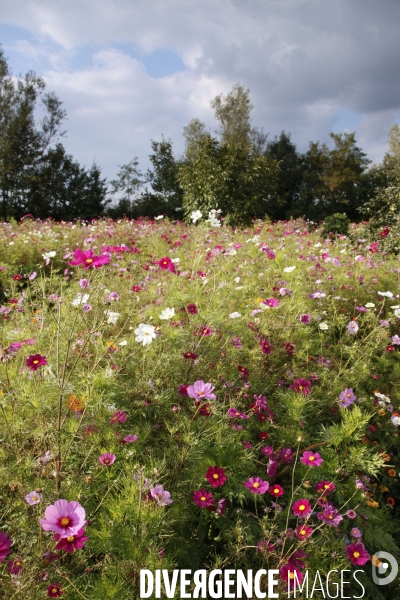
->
[205,466,227,488]
[280,564,304,589]
[68,248,110,269]
[300,314,311,324]
[26,354,47,371]
[40,499,86,537]
[99,453,116,466]
[292,499,312,517]
[268,484,284,498]
[187,380,216,402]
[280,448,294,463]
[158,257,175,272]
[109,410,128,424]
[193,489,214,508]
[0,533,12,563]
[243,477,269,494]
[263,297,280,308]
[227,407,248,419]
[25,490,42,505]
[47,583,63,598]
[186,303,198,315]
[346,542,370,565]
[300,451,324,467]
[346,509,357,519]
[338,388,356,408]
[7,556,24,575]
[54,528,88,553]
[267,459,279,478]
[122,434,138,443]
[315,481,335,495]
[317,505,343,527]
[290,378,311,396]
[350,527,362,538]
[296,525,313,540]
[259,337,272,354]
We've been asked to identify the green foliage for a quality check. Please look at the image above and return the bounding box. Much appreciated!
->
[179,134,279,226]
[321,212,350,237]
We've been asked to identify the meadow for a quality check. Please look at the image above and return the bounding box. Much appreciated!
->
[0,214,399,599]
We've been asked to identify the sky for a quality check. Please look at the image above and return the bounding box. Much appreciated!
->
[1,0,400,181]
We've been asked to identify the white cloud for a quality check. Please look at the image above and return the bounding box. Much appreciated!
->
[1,0,400,178]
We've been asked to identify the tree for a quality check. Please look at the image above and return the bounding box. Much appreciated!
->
[145,137,183,214]
[264,131,304,220]
[25,144,109,220]
[183,118,208,161]
[178,133,279,226]
[211,83,254,146]
[108,158,144,218]
[0,47,66,220]
[298,133,373,221]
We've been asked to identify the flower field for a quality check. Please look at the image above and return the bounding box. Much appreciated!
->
[0,215,399,599]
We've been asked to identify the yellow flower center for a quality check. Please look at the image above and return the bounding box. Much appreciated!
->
[328,515,333,520]
[299,504,305,510]
[309,456,315,461]
[289,572,295,579]
[301,529,306,535]
[354,552,360,558]
[104,459,110,464]
[253,482,260,489]
[52,589,58,594]
[32,496,38,501]
[33,360,39,364]
[213,474,219,479]
[86,258,93,263]
[67,535,75,542]
[198,391,204,396]
[60,517,70,526]
[274,488,280,494]
[200,496,206,501]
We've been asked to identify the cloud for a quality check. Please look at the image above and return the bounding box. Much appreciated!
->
[1,0,400,178]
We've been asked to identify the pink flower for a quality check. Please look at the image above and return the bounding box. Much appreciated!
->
[259,337,272,355]
[26,354,47,371]
[122,434,138,443]
[193,489,214,507]
[54,528,88,553]
[187,380,216,402]
[186,303,198,314]
[40,499,86,537]
[243,477,269,494]
[296,525,313,540]
[99,453,116,466]
[158,257,175,272]
[263,297,280,308]
[150,484,173,506]
[292,499,311,517]
[25,490,42,505]
[315,481,335,495]
[268,484,284,497]
[0,532,12,563]
[7,556,24,575]
[109,410,128,424]
[47,583,63,597]
[290,378,311,396]
[280,564,304,589]
[346,542,370,566]
[205,466,227,488]
[300,451,324,467]
[317,506,343,527]
[68,248,110,269]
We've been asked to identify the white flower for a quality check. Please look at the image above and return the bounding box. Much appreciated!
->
[319,322,329,330]
[365,302,375,308]
[378,291,393,298]
[190,210,203,223]
[229,312,242,319]
[71,293,90,307]
[42,251,56,260]
[283,266,296,273]
[135,323,156,346]
[159,307,175,320]
[314,242,322,248]
[171,258,180,264]
[394,309,400,318]
[154,215,164,220]
[234,277,241,283]
[104,310,121,325]
[118,340,128,346]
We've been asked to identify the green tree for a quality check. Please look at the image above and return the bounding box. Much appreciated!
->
[108,158,144,218]
[144,137,183,214]
[26,144,109,220]
[211,83,254,146]
[183,118,208,161]
[0,47,65,220]
[178,134,279,226]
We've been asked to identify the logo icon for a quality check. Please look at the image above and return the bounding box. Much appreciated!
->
[372,551,398,586]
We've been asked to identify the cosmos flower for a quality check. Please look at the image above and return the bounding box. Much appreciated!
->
[205,466,227,488]
[317,506,343,527]
[68,248,110,269]
[300,451,324,467]
[229,312,241,318]
[191,210,203,223]
[25,490,42,505]
[296,525,313,540]
[150,484,173,506]
[338,388,356,408]
[243,477,269,494]
[159,307,175,320]
[187,380,216,402]
[47,583,63,597]
[290,378,311,396]
[193,489,214,508]
[0,532,12,563]
[346,542,370,565]
[40,500,86,537]
[268,484,284,498]
[292,499,312,517]
[158,257,176,272]
[347,321,359,334]
[99,453,116,466]
[104,310,120,325]
[26,354,47,371]
[135,324,157,346]
[319,322,329,330]
[54,528,88,553]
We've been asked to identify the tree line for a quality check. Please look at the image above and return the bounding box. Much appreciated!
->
[1,48,398,225]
